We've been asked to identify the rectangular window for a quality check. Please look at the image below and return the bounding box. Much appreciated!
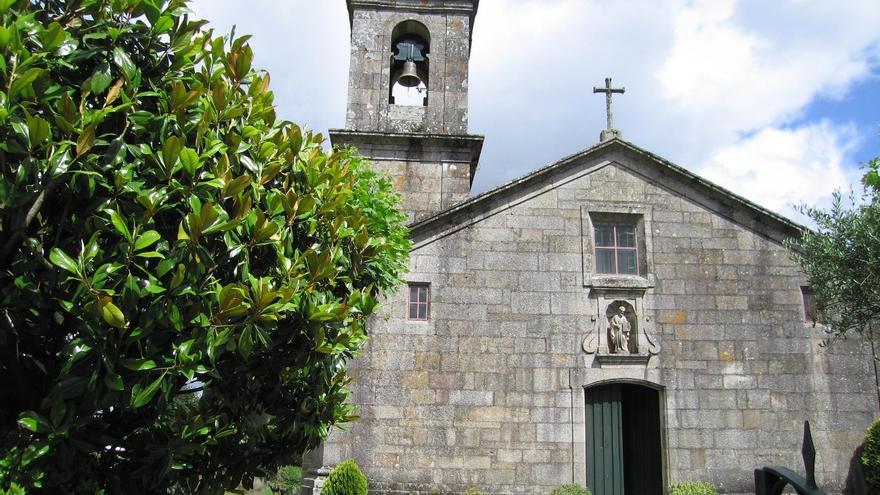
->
[801,286,820,324]
[408,283,430,320]
[594,222,639,275]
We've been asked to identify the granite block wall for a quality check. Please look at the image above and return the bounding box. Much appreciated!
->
[328,131,482,223]
[316,148,878,494]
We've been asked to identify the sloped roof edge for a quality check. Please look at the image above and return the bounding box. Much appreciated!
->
[409,138,807,245]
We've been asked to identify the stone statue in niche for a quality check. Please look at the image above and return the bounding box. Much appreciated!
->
[609,305,630,353]
[606,302,637,354]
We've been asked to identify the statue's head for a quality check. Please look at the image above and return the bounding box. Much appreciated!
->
[618,305,626,314]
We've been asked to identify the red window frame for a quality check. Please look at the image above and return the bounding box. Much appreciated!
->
[408,283,430,321]
[594,222,639,275]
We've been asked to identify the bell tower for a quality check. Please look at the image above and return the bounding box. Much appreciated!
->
[330,0,483,222]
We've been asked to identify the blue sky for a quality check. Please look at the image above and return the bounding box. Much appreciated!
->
[189,0,880,223]
[798,77,880,165]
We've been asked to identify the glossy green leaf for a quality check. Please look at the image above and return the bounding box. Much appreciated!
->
[49,151,72,178]
[170,263,185,289]
[18,411,51,433]
[136,251,165,259]
[9,68,44,99]
[49,248,78,274]
[153,15,174,33]
[179,147,200,175]
[162,135,183,168]
[112,46,137,81]
[103,374,124,391]
[224,175,252,198]
[89,63,113,95]
[107,210,132,241]
[131,374,163,408]
[121,359,157,371]
[177,221,190,240]
[76,123,96,156]
[26,115,50,149]
[134,230,161,251]
[142,0,162,23]
[0,0,16,14]
[99,298,126,329]
[40,22,67,51]
[238,326,253,359]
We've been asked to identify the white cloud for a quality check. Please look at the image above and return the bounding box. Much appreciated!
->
[650,0,880,218]
[183,1,880,220]
[657,0,879,143]
[188,0,349,133]
[698,122,862,220]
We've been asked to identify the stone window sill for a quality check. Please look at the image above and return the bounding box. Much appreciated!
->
[586,274,655,290]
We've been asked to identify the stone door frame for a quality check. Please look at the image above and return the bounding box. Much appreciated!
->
[570,371,669,495]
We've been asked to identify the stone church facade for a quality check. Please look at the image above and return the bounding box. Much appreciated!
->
[304,1,878,494]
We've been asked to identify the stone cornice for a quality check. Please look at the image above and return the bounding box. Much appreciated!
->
[328,129,484,188]
[347,0,478,16]
[346,0,480,44]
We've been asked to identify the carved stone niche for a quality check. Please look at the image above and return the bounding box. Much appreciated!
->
[582,290,660,366]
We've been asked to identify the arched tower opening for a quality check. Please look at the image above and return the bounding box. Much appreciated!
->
[389,20,430,106]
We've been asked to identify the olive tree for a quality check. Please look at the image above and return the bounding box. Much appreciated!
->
[0,0,409,492]
[790,157,880,337]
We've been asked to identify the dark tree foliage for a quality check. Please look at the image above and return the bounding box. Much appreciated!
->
[789,157,880,337]
[0,0,409,493]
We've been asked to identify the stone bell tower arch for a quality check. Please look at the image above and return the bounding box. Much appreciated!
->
[330,0,484,223]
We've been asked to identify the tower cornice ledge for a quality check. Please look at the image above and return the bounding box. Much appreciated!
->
[346,0,479,29]
[347,0,478,14]
[328,129,484,188]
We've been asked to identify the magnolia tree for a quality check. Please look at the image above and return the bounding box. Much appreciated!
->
[0,0,409,492]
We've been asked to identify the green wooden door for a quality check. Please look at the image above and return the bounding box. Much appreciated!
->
[585,385,625,495]
[586,384,663,495]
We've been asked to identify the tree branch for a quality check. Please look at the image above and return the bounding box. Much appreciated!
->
[0,176,66,269]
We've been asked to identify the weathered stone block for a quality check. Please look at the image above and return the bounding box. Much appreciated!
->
[448,390,494,406]
[510,291,550,315]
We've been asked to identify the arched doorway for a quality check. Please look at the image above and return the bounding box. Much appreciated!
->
[585,382,663,495]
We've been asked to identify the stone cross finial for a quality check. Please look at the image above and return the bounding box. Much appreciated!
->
[593,77,625,142]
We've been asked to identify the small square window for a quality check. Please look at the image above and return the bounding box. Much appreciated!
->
[594,222,639,275]
[408,283,430,321]
[583,208,653,289]
[801,286,820,324]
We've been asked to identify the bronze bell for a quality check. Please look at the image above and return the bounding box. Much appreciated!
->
[397,60,421,88]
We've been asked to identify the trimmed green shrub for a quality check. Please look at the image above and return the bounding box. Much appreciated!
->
[550,484,591,495]
[669,481,718,495]
[862,417,880,492]
[270,465,302,492]
[322,459,368,495]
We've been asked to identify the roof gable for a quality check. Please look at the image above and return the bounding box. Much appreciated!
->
[409,138,805,248]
